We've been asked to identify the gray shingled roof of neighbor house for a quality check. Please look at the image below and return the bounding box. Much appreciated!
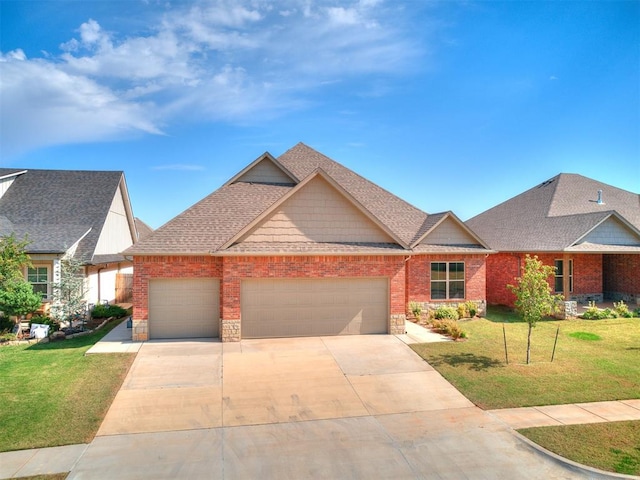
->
[466,173,640,252]
[0,168,126,261]
[126,143,488,256]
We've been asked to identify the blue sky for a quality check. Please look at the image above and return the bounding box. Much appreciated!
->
[1,0,638,229]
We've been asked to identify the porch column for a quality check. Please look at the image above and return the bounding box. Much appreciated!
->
[562,254,570,299]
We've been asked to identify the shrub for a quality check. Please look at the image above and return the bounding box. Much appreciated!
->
[634,308,640,318]
[0,314,15,334]
[433,306,459,320]
[91,304,128,319]
[408,301,422,321]
[0,332,16,342]
[431,318,466,340]
[582,301,611,320]
[614,301,632,318]
[465,301,477,317]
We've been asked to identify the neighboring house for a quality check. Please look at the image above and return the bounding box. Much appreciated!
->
[125,143,492,342]
[0,168,139,310]
[466,173,640,308]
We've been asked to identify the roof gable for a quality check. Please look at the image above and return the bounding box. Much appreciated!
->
[225,152,297,186]
[236,173,395,245]
[417,214,484,246]
[94,183,136,256]
[575,214,640,247]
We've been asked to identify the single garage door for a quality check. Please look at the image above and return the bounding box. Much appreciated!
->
[241,278,388,338]
[148,278,219,339]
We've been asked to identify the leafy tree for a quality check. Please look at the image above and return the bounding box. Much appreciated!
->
[0,234,41,318]
[508,255,562,364]
[50,256,87,326]
[0,234,32,285]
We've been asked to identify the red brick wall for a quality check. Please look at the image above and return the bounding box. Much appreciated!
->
[603,254,640,298]
[132,256,223,322]
[574,254,603,296]
[486,252,604,306]
[221,255,406,319]
[406,254,486,303]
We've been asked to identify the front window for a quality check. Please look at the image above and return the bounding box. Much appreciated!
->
[431,262,465,300]
[554,259,573,294]
[28,266,49,299]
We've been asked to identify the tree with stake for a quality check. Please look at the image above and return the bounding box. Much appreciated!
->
[508,255,562,364]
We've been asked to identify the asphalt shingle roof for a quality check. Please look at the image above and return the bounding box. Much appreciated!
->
[0,168,125,260]
[127,143,488,256]
[466,173,640,251]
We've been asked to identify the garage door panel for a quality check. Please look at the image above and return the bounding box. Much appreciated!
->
[149,278,220,339]
[241,278,387,338]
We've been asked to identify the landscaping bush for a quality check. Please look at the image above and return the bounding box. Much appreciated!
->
[582,301,615,320]
[431,318,466,340]
[614,301,633,318]
[0,315,15,334]
[91,304,128,319]
[408,301,422,322]
[634,308,640,318]
[456,301,478,319]
[433,306,459,320]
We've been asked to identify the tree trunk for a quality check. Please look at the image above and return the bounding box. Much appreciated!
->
[526,323,532,364]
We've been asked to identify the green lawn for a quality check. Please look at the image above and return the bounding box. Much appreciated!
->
[520,421,640,476]
[0,320,135,452]
[410,313,640,409]
[410,307,640,475]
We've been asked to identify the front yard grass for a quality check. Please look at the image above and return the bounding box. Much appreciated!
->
[0,319,135,452]
[519,421,640,476]
[410,307,640,475]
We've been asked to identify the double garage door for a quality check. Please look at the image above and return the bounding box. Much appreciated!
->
[241,278,388,338]
[148,277,388,339]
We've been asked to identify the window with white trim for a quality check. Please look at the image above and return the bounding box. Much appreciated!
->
[431,262,465,300]
[27,266,49,299]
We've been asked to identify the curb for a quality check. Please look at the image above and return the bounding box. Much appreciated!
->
[511,430,639,479]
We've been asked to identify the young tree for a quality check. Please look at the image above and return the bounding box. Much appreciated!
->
[508,255,562,364]
[0,234,41,318]
[50,256,87,327]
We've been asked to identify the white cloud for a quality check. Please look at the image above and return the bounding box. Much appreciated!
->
[1,0,427,158]
[0,50,163,157]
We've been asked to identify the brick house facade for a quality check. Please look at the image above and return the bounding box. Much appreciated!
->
[468,174,640,308]
[126,144,491,342]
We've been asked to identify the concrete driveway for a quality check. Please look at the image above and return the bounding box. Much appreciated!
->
[68,335,591,479]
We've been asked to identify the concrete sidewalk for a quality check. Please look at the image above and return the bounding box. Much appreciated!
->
[5,398,638,479]
[489,399,640,429]
[85,317,143,354]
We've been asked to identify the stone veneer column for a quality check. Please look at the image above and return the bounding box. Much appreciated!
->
[221,318,241,342]
[389,313,406,335]
[132,318,148,341]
